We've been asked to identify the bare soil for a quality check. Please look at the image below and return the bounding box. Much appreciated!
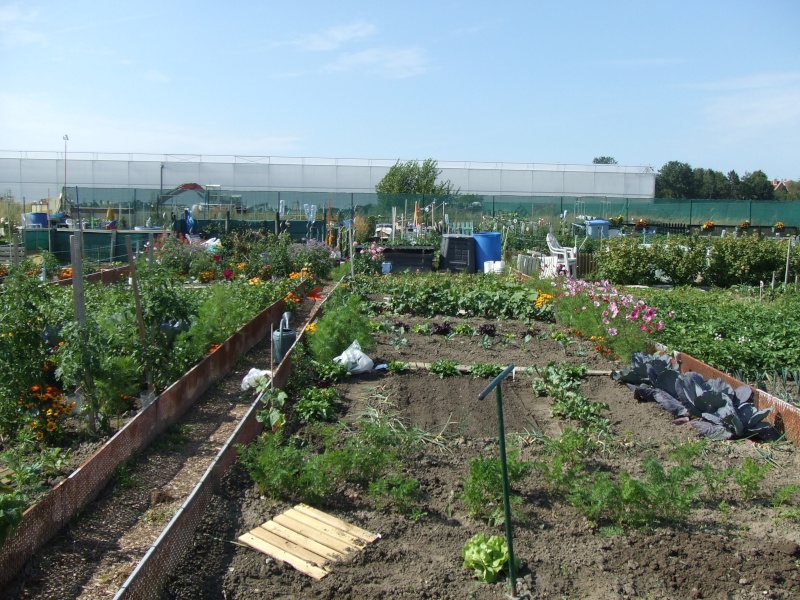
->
[159,318,800,600]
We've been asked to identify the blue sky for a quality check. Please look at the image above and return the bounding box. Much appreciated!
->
[1,0,799,179]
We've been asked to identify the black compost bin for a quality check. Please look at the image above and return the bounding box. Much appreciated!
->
[439,234,475,273]
[381,246,436,273]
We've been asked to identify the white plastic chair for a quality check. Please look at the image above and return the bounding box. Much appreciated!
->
[546,233,577,277]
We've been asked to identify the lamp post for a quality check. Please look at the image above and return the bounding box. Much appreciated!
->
[63,134,68,206]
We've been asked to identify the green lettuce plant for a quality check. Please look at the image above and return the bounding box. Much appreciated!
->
[462,533,520,583]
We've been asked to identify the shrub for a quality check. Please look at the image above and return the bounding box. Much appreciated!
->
[705,236,787,287]
[649,236,709,285]
[593,237,656,285]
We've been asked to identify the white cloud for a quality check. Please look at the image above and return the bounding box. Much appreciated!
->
[324,46,428,79]
[0,3,44,46]
[0,92,304,156]
[697,71,800,142]
[689,72,800,92]
[589,57,689,68]
[704,88,800,133]
[284,20,377,52]
[142,69,171,83]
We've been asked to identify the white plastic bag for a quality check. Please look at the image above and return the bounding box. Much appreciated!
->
[333,340,374,374]
[241,368,272,391]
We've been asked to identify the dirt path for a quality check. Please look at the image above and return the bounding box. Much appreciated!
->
[2,286,329,600]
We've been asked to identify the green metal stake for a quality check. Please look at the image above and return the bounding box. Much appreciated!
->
[478,363,518,597]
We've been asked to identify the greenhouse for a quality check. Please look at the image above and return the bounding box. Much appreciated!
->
[0,151,656,203]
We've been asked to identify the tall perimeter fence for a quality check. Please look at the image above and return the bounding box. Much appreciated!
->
[13,185,800,230]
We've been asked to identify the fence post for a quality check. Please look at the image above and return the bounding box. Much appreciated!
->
[478,364,519,597]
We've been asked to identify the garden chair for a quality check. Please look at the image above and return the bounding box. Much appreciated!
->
[546,233,577,277]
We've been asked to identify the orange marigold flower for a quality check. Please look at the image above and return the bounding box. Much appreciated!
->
[30,384,40,392]
[37,431,44,440]
[46,421,57,432]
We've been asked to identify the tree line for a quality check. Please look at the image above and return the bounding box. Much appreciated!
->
[654,160,799,201]
[373,157,800,203]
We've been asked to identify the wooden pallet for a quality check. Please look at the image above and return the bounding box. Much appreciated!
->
[238,503,379,579]
[0,467,13,486]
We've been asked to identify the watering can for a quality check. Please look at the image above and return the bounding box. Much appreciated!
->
[381,261,392,275]
[272,312,296,364]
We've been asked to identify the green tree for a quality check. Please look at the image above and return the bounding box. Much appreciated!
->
[592,156,617,164]
[740,170,774,200]
[727,170,742,199]
[655,161,695,198]
[375,159,458,212]
[375,158,458,194]
[693,168,730,199]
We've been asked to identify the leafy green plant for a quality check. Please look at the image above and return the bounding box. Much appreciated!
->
[734,457,770,502]
[611,351,679,387]
[535,428,594,495]
[469,363,504,379]
[568,456,700,529]
[368,473,421,514]
[772,483,800,509]
[389,326,408,350]
[312,360,349,384]
[308,294,375,363]
[620,358,775,440]
[386,361,409,374]
[295,387,338,422]
[462,448,531,525]
[462,533,520,583]
[0,486,28,545]
[254,383,287,433]
[428,359,460,378]
[453,323,476,336]
[239,432,310,500]
[411,323,432,336]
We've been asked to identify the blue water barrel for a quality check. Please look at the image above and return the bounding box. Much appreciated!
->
[26,213,49,228]
[473,232,501,272]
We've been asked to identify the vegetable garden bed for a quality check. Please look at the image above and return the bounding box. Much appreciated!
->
[160,313,800,599]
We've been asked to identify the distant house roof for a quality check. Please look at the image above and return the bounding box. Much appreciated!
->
[772,179,789,191]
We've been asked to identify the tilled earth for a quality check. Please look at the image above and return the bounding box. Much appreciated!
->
[160,317,800,600]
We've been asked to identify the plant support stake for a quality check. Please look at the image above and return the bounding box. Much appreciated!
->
[478,363,519,598]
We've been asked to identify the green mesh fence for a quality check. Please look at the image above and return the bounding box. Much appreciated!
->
[66,187,800,229]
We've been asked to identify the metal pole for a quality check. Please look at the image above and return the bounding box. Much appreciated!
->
[785,241,791,286]
[63,134,68,205]
[478,364,518,597]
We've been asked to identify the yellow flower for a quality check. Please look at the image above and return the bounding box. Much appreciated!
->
[37,431,44,441]
[46,420,57,432]
[237,262,246,271]
[305,322,317,333]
